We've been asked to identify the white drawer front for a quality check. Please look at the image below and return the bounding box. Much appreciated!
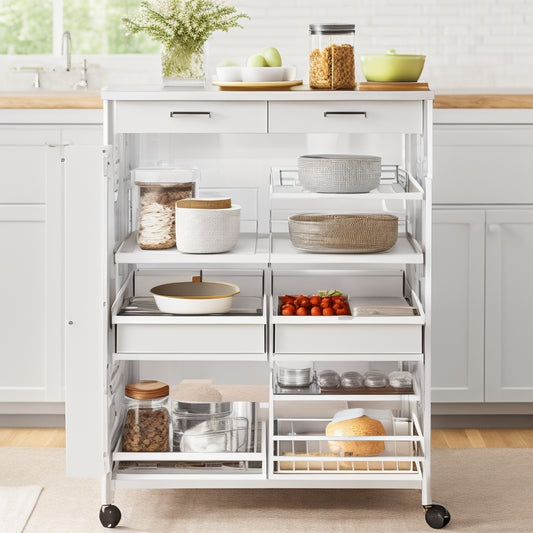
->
[274,324,421,354]
[268,101,423,134]
[116,324,265,354]
[114,101,267,133]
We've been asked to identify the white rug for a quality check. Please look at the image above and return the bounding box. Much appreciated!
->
[0,485,42,533]
[1,447,533,532]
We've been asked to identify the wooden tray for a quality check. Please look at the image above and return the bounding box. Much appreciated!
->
[357,81,430,91]
[213,80,303,91]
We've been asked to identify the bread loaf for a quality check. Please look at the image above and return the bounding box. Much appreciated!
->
[326,415,386,456]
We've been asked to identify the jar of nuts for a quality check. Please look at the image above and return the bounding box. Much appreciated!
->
[309,23,356,90]
[121,380,170,452]
[132,167,199,250]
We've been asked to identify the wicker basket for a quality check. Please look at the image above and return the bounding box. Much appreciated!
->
[297,154,382,193]
[288,213,398,253]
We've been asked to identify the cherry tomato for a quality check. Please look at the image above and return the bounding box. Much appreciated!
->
[309,295,322,306]
[296,306,309,316]
[281,306,296,316]
[299,297,311,308]
[335,307,350,315]
[280,295,296,305]
[322,307,335,316]
[310,305,322,316]
[320,297,332,308]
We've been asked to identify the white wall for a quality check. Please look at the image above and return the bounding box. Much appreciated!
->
[1,0,531,91]
[207,0,533,90]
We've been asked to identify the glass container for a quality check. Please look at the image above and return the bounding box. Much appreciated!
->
[309,23,356,90]
[132,166,199,250]
[121,380,170,452]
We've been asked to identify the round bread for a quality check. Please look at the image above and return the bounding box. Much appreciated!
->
[325,415,386,456]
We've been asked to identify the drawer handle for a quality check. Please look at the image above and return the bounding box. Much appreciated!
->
[169,111,211,118]
[323,111,367,118]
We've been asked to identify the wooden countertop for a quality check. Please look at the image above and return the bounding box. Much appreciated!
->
[1,91,533,109]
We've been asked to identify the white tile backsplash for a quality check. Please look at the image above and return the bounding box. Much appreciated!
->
[1,0,531,91]
[205,0,533,90]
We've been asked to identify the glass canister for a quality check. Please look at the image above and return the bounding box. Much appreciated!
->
[132,166,199,250]
[309,23,356,90]
[121,380,170,452]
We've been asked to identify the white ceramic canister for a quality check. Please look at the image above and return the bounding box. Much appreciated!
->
[175,203,241,253]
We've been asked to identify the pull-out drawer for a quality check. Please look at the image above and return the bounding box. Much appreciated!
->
[113,101,267,133]
[268,101,423,134]
[274,322,422,354]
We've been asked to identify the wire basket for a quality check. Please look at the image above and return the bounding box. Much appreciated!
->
[297,154,382,193]
[288,213,398,253]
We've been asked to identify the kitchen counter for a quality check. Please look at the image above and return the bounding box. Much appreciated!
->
[1,90,533,109]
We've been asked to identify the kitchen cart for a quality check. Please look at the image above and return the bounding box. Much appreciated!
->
[64,86,449,529]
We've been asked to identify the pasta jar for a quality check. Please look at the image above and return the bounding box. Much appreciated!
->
[132,167,199,250]
[121,380,170,452]
[309,23,356,90]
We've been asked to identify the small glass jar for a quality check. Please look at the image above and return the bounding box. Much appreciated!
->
[121,380,170,452]
[132,166,199,250]
[309,23,356,90]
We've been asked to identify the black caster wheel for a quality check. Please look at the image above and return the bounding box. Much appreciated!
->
[99,504,121,528]
[424,504,451,529]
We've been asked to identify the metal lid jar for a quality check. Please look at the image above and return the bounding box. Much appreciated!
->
[121,380,170,452]
[309,23,356,90]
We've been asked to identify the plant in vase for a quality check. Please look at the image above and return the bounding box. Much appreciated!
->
[122,0,249,85]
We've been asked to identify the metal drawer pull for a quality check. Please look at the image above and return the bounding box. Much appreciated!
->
[323,111,367,118]
[169,111,211,118]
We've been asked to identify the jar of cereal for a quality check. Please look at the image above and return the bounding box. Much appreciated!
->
[309,24,356,90]
[121,380,170,452]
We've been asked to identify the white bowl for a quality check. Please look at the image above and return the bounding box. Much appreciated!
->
[216,66,242,82]
[151,281,240,314]
[241,67,284,82]
[282,66,297,81]
[175,204,241,253]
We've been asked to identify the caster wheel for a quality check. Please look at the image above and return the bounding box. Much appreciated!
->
[424,504,451,529]
[99,505,121,528]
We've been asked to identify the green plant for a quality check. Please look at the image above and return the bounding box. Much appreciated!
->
[122,0,249,52]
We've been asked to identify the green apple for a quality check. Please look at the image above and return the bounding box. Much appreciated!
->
[247,54,268,67]
[262,47,282,67]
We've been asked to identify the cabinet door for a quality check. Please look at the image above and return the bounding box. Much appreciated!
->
[485,209,533,402]
[431,209,485,402]
[0,142,63,402]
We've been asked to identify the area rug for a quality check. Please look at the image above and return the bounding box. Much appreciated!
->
[1,447,532,532]
[0,485,42,533]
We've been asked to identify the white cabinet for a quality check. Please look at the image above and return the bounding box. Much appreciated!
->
[65,89,448,528]
[0,116,101,406]
[432,115,533,404]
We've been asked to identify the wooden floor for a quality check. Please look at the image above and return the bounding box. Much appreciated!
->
[1,427,533,448]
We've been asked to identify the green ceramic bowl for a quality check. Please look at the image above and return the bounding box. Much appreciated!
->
[360,49,425,82]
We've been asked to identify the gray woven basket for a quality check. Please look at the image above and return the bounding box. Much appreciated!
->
[288,213,398,253]
[298,154,382,193]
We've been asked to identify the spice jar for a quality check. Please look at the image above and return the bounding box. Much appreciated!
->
[309,23,356,90]
[132,167,198,250]
[121,380,170,452]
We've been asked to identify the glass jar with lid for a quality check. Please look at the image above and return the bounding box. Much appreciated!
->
[121,380,170,452]
[309,23,356,90]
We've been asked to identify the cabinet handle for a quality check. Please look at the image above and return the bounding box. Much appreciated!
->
[169,111,211,118]
[323,111,367,118]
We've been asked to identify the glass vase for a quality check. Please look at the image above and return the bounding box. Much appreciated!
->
[161,42,207,87]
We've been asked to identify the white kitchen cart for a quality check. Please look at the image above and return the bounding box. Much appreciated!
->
[64,86,449,529]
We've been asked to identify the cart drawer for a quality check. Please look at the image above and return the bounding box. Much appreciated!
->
[116,323,265,354]
[274,323,421,354]
[268,101,423,134]
[113,101,267,133]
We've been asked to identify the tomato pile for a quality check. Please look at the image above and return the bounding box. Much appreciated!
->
[279,293,351,316]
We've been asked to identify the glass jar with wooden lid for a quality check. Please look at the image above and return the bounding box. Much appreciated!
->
[121,380,170,452]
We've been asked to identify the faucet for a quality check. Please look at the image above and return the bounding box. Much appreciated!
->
[10,66,43,89]
[62,31,72,71]
[73,58,89,90]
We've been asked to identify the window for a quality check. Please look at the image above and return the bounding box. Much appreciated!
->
[0,0,158,54]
